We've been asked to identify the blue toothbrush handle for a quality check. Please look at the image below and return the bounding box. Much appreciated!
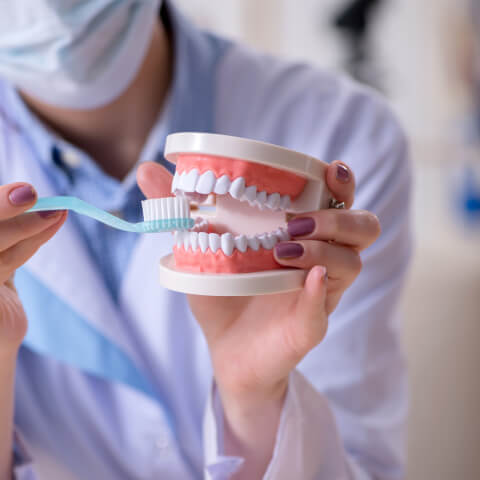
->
[27,197,142,232]
[27,196,193,233]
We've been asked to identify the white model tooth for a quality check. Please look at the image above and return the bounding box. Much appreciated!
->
[196,170,216,194]
[229,177,246,200]
[258,233,269,249]
[244,185,257,203]
[275,228,290,242]
[183,231,190,250]
[259,233,276,250]
[270,232,281,247]
[171,172,180,193]
[208,233,221,253]
[266,192,281,210]
[256,190,267,206]
[280,195,291,210]
[221,233,234,256]
[182,169,199,192]
[198,232,209,253]
[214,175,231,195]
[247,235,260,251]
[178,231,187,247]
[176,231,185,248]
[234,234,248,253]
[190,232,199,251]
[173,231,180,245]
[269,232,280,246]
[177,171,189,192]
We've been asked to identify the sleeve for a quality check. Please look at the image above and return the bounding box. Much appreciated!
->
[209,72,412,479]
[294,95,412,479]
[203,383,244,480]
[203,371,364,480]
[12,428,37,480]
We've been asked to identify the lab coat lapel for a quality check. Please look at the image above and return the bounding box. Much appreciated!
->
[6,141,140,363]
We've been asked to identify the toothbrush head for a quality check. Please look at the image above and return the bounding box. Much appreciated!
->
[141,196,194,232]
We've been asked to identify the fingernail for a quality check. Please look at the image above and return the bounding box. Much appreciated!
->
[321,266,328,281]
[275,242,304,259]
[9,185,36,206]
[336,164,350,183]
[37,210,60,219]
[288,217,315,237]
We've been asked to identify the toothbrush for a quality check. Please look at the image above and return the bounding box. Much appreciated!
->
[27,196,194,233]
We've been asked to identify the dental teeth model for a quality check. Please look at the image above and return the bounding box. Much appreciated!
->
[158,132,334,296]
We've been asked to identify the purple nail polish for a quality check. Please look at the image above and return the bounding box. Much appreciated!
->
[275,242,304,259]
[8,185,36,206]
[336,164,350,183]
[37,210,59,219]
[288,217,315,237]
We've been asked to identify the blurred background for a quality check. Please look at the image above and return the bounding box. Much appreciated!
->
[175,0,480,479]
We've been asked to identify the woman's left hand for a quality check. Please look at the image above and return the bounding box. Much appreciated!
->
[137,160,380,477]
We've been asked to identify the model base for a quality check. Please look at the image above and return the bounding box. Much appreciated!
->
[159,254,306,296]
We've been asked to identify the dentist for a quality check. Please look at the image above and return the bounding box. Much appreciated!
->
[0,1,411,479]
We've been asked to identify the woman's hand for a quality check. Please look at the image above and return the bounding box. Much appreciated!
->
[0,183,66,479]
[0,183,67,355]
[137,161,380,478]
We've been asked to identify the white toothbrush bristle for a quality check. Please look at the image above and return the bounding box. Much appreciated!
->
[141,197,191,231]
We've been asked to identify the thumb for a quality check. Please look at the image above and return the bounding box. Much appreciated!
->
[137,162,174,199]
[292,266,329,353]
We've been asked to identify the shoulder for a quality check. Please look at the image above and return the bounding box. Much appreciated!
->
[214,41,410,210]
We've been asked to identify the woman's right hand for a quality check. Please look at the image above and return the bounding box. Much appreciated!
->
[0,183,67,356]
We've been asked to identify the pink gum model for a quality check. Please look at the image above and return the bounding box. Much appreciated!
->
[176,154,307,198]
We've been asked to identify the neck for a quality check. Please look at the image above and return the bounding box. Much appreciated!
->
[21,22,172,181]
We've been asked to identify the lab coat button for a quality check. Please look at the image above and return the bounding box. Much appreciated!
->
[62,150,82,168]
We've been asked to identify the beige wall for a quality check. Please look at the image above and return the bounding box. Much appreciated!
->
[174,1,480,478]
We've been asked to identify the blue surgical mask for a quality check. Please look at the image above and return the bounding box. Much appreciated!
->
[0,0,162,109]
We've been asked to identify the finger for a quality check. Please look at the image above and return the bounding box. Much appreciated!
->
[287,209,381,250]
[298,266,328,321]
[285,266,329,358]
[274,240,362,282]
[325,161,355,209]
[0,183,37,220]
[0,212,67,283]
[137,162,174,199]
[0,211,65,252]
[5,275,15,291]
